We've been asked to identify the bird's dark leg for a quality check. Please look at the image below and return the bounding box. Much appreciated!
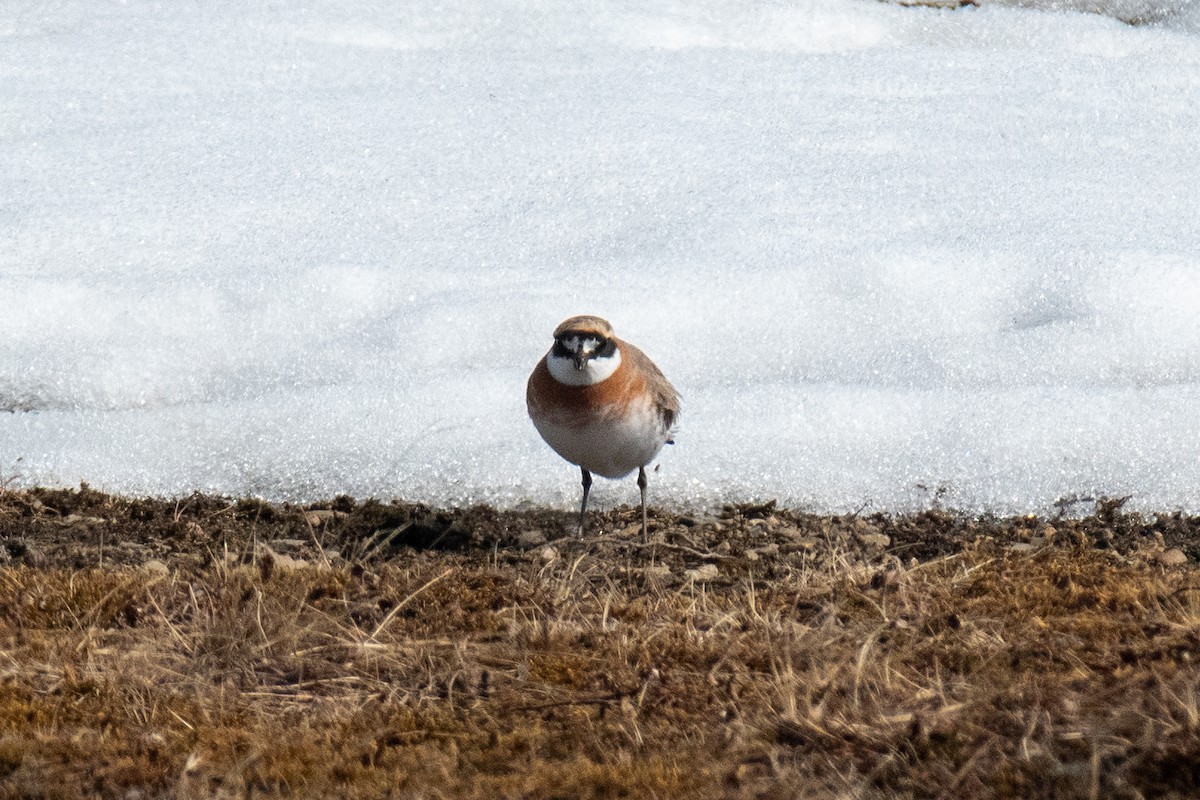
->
[637,466,648,543]
[579,468,592,537]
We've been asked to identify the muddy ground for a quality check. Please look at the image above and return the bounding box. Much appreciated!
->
[2,486,1200,799]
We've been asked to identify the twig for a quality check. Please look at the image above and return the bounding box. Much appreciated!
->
[506,694,626,713]
[368,568,454,642]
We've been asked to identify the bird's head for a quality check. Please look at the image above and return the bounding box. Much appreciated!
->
[547,315,620,384]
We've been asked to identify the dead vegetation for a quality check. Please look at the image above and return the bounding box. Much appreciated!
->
[878,0,1188,26]
[1,487,1200,798]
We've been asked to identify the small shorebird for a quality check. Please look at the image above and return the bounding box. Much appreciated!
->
[527,315,680,539]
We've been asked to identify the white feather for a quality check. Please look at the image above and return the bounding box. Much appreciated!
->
[546,348,621,386]
[530,398,669,479]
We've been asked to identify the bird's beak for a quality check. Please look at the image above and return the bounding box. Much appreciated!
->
[572,351,591,371]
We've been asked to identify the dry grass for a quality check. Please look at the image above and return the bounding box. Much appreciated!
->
[877,0,1187,26]
[2,487,1200,798]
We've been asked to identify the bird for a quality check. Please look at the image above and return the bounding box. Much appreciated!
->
[527,315,680,540]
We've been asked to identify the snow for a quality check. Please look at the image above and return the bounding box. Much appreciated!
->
[3,0,1200,515]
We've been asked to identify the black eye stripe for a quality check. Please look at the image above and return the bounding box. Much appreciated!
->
[552,335,615,359]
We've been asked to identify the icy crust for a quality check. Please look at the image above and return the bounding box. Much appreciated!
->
[2,0,1200,513]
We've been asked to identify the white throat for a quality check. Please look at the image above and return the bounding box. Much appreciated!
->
[547,347,622,386]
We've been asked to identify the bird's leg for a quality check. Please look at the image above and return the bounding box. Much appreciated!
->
[579,468,592,537]
[637,466,648,543]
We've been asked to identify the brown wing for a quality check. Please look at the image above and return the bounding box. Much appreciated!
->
[618,340,681,435]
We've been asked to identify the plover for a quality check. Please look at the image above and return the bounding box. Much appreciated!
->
[527,315,680,539]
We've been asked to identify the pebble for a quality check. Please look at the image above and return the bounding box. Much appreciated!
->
[1159,548,1188,567]
[258,545,309,571]
[62,514,106,527]
[778,527,813,541]
[618,523,648,539]
[518,530,548,549]
[304,509,346,527]
[781,538,820,554]
[858,533,891,551]
[638,565,674,580]
[685,563,720,583]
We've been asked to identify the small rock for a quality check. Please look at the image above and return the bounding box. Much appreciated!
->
[539,546,558,563]
[750,543,780,559]
[1159,548,1188,567]
[304,509,345,527]
[142,559,170,576]
[858,533,891,551]
[277,553,311,570]
[781,538,820,554]
[685,563,720,583]
[637,565,674,581]
[258,545,308,571]
[776,526,803,539]
[518,530,548,549]
[1008,542,1036,554]
[618,523,644,539]
[62,514,106,527]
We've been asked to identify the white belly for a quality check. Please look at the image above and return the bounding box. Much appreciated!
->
[532,402,669,479]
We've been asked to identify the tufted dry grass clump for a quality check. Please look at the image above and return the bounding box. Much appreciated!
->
[2,487,1200,798]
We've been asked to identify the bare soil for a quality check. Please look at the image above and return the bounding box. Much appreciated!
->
[2,486,1200,799]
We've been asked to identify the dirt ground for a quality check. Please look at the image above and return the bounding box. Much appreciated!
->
[2,486,1200,799]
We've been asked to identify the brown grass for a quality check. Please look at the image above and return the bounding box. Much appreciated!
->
[2,487,1200,798]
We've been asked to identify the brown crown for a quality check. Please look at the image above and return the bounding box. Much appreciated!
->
[553,315,614,340]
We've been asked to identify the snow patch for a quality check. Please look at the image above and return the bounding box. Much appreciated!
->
[3,0,1200,514]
